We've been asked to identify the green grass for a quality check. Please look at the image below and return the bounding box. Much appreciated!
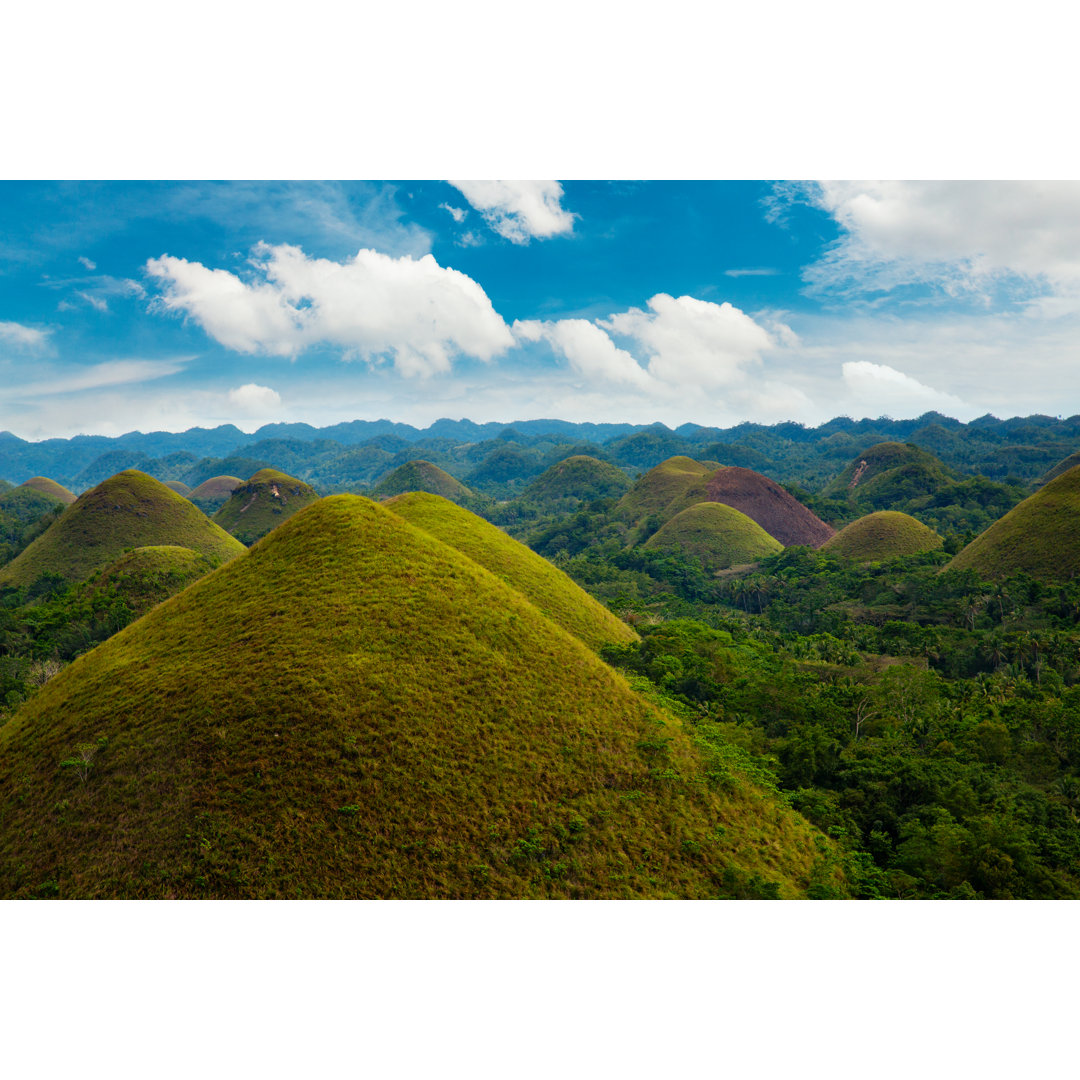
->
[84,545,219,616]
[0,485,68,526]
[371,460,474,502]
[163,480,193,497]
[522,455,631,503]
[386,491,639,651]
[187,475,243,515]
[948,464,1080,581]
[615,456,713,524]
[0,470,245,589]
[643,502,783,568]
[0,495,839,899]
[19,477,76,505]
[212,469,320,545]
[1041,450,1080,486]
[822,442,949,499]
[822,511,944,561]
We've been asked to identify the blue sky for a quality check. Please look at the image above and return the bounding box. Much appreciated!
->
[2,179,1080,440]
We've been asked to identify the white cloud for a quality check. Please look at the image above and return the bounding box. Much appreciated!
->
[440,203,467,224]
[724,268,779,277]
[799,181,1080,309]
[447,181,574,243]
[8,358,187,398]
[227,383,281,415]
[0,321,49,349]
[513,318,653,389]
[146,243,514,377]
[601,293,775,388]
[78,255,96,271]
[78,291,109,313]
[841,360,974,420]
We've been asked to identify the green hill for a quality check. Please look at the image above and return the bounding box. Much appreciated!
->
[823,442,949,500]
[822,511,944,561]
[0,495,839,899]
[643,503,783,569]
[0,484,68,526]
[212,468,320,545]
[82,545,218,617]
[948,464,1080,581]
[0,471,245,589]
[163,480,193,497]
[371,460,473,503]
[187,476,242,514]
[20,477,77,505]
[385,491,638,651]
[615,456,714,524]
[522,455,631,504]
[1040,450,1080,486]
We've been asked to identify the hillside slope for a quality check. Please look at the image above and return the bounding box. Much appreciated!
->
[19,477,77,505]
[0,471,244,589]
[371,460,474,502]
[0,495,838,899]
[822,511,944,561]
[615,457,714,524]
[212,469,320,544]
[643,502,783,569]
[386,491,637,650]
[523,455,631,504]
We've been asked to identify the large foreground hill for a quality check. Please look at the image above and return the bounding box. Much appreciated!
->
[0,496,837,898]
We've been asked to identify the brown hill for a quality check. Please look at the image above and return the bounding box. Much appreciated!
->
[20,477,77,505]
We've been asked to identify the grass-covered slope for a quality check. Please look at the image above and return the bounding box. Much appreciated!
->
[0,495,838,899]
[822,511,944,561]
[643,503,783,569]
[948,464,1080,581]
[212,468,320,545]
[19,477,77,505]
[675,467,836,548]
[385,491,638,651]
[187,475,242,514]
[84,545,219,617]
[615,456,713,524]
[371,460,473,502]
[163,480,193,497]
[0,471,244,589]
[822,442,949,499]
[522,455,631,504]
[0,485,68,525]
[1040,450,1080,486]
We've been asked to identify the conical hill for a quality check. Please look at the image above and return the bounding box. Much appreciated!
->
[672,466,835,548]
[643,503,782,569]
[0,471,244,589]
[0,495,837,899]
[19,477,77,505]
[948,464,1080,581]
[385,491,637,650]
[83,545,219,617]
[522,455,631,504]
[615,456,714,524]
[822,442,950,502]
[0,484,68,527]
[371,460,473,503]
[212,468,320,545]
[163,480,193,497]
[822,511,943,561]
[1040,450,1080,487]
[188,475,242,511]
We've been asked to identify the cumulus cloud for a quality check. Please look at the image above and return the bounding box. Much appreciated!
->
[146,243,514,377]
[601,293,776,388]
[78,291,109,313]
[841,360,974,420]
[227,383,281,415]
[513,318,653,389]
[0,321,49,349]
[78,255,96,271]
[447,181,574,243]
[797,181,1080,309]
[440,203,467,224]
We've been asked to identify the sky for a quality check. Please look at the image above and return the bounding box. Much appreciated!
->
[3,178,1080,440]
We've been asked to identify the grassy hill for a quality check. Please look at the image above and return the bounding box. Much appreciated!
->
[385,491,638,651]
[673,466,836,548]
[0,485,68,526]
[822,511,944,561]
[82,545,219,617]
[212,468,320,545]
[615,456,714,524]
[0,471,244,589]
[188,475,243,514]
[822,442,948,500]
[19,477,77,505]
[0,495,840,899]
[522,455,631,504]
[1040,450,1080,486]
[948,464,1080,581]
[371,460,474,503]
[643,503,783,569]
[163,480,193,497]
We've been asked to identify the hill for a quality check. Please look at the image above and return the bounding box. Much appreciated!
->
[187,475,242,514]
[642,503,783,569]
[948,464,1080,581]
[385,492,638,651]
[163,480,193,497]
[0,484,68,526]
[1040,450,1080,486]
[371,460,474,502]
[522,455,631,504]
[212,469,320,545]
[615,457,715,524]
[82,545,218,617]
[822,511,944,561]
[673,466,836,548]
[822,442,948,500]
[0,471,244,589]
[19,477,77,505]
[0,495,838,899]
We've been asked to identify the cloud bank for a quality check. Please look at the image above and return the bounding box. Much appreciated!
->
[447,181,574,243]
[146,244,514,377]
